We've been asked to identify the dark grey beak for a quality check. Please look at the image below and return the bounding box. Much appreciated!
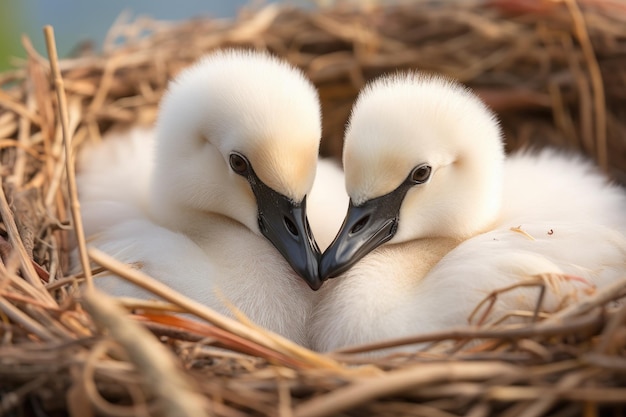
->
[320,180,415,280]
[240,157,321,290]
[256,193,322,290]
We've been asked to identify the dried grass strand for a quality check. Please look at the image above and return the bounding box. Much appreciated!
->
[563,0,608,173]
[333,310,604,355]
[0,297,57,341]
[82,289,210,417]
[544,276,626,322]
[88,248,345,372]
[293,362,519,417]
[43,26,93,290]
[0,184,53,302]
[81,339,151,417]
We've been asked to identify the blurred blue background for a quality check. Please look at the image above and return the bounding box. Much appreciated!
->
[0,1,311,71]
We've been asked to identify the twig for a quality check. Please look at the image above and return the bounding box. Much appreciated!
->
[0,181,53,303]
[0,90,42,126]
[543,277,626,323]
[0,258,54,305]
[595,300,626,354]
[516,369,598,417]
[226,4,280,42]
[563,0,608,172]
[8,90,33,187]
[333,312,604,355]
[582,352,626,371]
[293,362,519,417]
[134,313,316,368]
[43,26,93,290]
[487,385,626,403]
[82,289,210,417]
[81,338,152,417]
[0,297,57,341]
[0,375,50,415]
[42,97,81,210]
[0,290,62,312]
[468,278,547,325]
[87,248,346,372]
[0,141,42,159]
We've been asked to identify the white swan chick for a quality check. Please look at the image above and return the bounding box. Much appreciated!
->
[77,50,337,345]
[311,73,626,351]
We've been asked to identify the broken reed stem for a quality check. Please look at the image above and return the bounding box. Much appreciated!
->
[87,248,345,372]
[43,26,93,290]
[82,289,209,417]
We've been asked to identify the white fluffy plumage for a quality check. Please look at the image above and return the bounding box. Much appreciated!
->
[309,73,626,352]
[76,50,346,346]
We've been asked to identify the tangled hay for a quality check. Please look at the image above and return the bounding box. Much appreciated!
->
[1,1,625,416]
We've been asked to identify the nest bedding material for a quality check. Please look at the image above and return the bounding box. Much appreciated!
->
[0,1,625,416]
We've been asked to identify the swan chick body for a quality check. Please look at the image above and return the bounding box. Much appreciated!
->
[77,50,339,345]
[311,73,626,351]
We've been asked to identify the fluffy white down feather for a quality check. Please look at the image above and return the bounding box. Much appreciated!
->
[77,125,347,345]
[75,51,347,346]
[309,73,626,352]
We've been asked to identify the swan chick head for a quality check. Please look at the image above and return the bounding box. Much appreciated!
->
[152,49,323,289]
[320,72,504,279]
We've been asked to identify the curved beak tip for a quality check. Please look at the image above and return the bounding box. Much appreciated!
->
[244,167,325,290]
[307,277,323,291]
[319,245,352,280]
[292,256,323,291]
[318,199,401,281]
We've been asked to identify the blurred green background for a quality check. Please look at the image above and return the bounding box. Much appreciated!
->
[0,1,306,72]
[0,2,25,71]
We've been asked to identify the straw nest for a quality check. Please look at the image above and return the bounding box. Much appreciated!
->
[1,1,625,416]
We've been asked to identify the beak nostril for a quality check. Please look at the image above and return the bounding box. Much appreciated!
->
[350,215,370,235]
[284,217,299,237]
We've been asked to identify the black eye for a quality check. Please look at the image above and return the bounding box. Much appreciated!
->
[229,153,249,175]
[410,165,431,184]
